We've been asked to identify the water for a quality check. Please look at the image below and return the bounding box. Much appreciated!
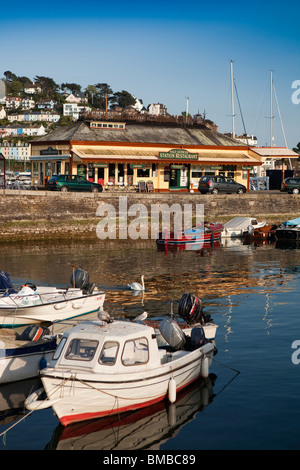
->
[0,238,300,450]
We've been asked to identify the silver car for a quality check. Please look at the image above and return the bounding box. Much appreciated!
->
[198,176,247,194]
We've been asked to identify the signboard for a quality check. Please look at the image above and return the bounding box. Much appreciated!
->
[241,166,253,170]
[158,149,198,160]
[94,163,108,168]
[130,164,145,168]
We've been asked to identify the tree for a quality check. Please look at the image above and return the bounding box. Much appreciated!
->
[34,76,59,98]
[293,143,300,156]
[95,83,114,109]
[61,82,81,93]
[3,71,17,82]
[111,90,135,108]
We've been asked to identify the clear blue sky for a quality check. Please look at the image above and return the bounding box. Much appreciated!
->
[1,0,299,148]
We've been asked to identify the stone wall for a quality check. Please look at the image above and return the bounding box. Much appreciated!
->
[0,189,300,242]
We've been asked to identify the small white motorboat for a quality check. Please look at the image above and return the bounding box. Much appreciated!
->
[0,269,105,328]
[25,312,217,426]
[0,324,58,384]
[221,217,266,238]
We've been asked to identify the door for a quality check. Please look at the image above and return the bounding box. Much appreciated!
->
[169,168,181,189]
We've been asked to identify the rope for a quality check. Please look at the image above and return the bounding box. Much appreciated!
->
[0,376,71,443]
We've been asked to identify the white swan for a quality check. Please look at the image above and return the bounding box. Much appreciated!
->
[128,275,145,291]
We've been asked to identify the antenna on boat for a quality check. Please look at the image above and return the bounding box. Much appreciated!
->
[170,300,174,320]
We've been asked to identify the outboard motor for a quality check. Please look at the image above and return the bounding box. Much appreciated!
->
[159,318,186,351]
[0,270,16,294]
[178,293,205,325]
[70,268,90,291]
[185,325,209,351]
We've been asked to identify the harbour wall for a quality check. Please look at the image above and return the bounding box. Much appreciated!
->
[0,189,300,242]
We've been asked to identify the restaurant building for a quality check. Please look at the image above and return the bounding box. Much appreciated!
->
[29,117,298,191]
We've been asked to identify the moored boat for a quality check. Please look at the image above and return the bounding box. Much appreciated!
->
[25,311,217,426]
[0,269,105,328]
[275,217,300,241]
[156,222,223,246]
[0,324,58,384]
[221,217,266,238]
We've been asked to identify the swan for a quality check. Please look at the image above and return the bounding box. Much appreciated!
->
[128,275,145,291]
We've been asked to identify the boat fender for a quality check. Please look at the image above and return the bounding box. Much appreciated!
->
[39,355,47,370]
[54,302,67,310]
[25,387,59,411]
[202,356,209,378]
[168,377,176,404]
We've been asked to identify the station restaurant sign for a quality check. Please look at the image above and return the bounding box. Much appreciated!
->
[158,149,198,160]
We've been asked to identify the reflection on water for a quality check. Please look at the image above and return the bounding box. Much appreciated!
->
[0,238,298,321]
[1,238,300,449]
[46,375,217,450]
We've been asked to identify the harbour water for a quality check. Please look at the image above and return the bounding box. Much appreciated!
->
[0,237,300,450]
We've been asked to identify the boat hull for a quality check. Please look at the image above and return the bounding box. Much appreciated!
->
[0,339,57,384]
[0,292,106,328]
[40,342,215,426]
[275,228,300,241]
[156,227,222,246]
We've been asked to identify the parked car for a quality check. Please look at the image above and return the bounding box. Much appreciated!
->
[280,177,300,194]
[198,175,247,194]
[46,175,103,193]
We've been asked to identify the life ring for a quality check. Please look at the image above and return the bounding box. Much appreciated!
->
[25,387,59,411]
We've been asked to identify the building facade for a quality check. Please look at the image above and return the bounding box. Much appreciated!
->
[29,118,299,191]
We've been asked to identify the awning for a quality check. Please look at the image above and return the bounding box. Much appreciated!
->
[72,146,261,166]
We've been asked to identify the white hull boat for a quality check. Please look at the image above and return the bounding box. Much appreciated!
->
[25,313,217,426]
[0,325,58,384]
[0,269,105,328]
[221,217,266,238]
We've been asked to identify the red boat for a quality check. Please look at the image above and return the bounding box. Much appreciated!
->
[156,222,223,246]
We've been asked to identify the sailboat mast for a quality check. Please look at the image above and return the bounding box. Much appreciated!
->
[230,60,235,138]
[270,70,273,147]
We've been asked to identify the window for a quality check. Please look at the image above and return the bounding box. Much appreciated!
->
[53,337,66,360]
[65,338,99,361]
[121,337,149,366]
[99,341,119,365]
[137,168,150,178]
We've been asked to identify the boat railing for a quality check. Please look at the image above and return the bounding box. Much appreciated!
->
[4,288,84,307]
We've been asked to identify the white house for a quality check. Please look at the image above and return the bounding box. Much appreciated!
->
[148,102,167,116]
[24,83,42,94]
[63,103,90,120]
[65,92,88,104]
[22,97,35,110]
[0,107,6,119]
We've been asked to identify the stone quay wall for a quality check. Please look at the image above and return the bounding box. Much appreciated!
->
[0,189,300,242]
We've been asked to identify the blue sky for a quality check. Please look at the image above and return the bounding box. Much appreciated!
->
[1,0,299,148]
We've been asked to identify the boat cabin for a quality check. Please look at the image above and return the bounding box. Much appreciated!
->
[49,320,163,373]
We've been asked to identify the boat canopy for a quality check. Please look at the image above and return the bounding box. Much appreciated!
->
[223,217,258,229]
[283,217,300,226]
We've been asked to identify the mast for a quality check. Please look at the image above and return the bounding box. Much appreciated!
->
[230,60,235,138]
[270,70,274,147]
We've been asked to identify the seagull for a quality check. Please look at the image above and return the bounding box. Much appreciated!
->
[133,311,148,323]
[128,275,145,291]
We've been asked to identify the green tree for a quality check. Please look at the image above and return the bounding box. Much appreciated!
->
[94,83,114,109]
[111,90,135,108]
[61,82,81,93]
[293,143,300,155]
[34,76,59,98]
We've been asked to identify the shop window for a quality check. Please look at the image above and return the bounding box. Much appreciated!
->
[191,171,202,178]
[137,168,150,178]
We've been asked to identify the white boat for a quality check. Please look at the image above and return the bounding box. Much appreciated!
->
[0,324,58,384]
[221,217,266,238]
[0,269,105,328]
[25,314,217,426]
